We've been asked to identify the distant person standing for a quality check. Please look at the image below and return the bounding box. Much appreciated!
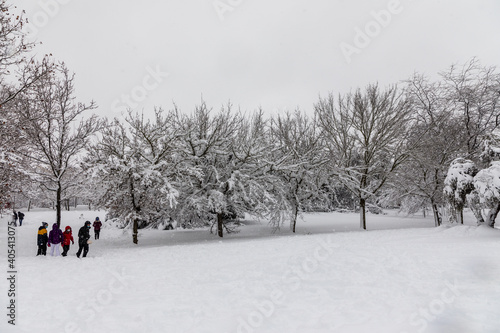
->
[76,221,92,258]
[165,217,174,230]
[37,222,49,256]
[17,211,25,226]
[93,217,102,240]
[48,223,63,256]
[12,211,18,227]
[61,226,75,257]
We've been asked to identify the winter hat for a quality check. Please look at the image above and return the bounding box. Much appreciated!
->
[65,226,72,232]
[95,217,100,221]
[85,221,91,227]
[42,222,48,227]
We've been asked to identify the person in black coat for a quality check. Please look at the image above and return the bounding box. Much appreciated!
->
[12,211,18,227]
[17,211,25,226]
[76,221,92,258]
[37,222,49,256]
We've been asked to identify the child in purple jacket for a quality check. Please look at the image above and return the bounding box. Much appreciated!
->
[48,223,63,256]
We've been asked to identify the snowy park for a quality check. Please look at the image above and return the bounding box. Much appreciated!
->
[2,1,500,333]
[1,208,500,333]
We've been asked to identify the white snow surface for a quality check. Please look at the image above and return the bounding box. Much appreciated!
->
[1,208,499,333]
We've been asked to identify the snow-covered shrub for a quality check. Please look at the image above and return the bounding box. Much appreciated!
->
[443,158,478,223]
[472,161,500,227]
[103,217,126,229]
[473,162,500,206]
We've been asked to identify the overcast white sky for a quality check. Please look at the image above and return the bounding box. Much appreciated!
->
[17,0,500,119]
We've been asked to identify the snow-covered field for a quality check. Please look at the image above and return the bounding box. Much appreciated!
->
[1,208,499,333]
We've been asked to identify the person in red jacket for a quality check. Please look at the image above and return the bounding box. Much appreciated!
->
[93,217,102,240]
[61,226,75,257]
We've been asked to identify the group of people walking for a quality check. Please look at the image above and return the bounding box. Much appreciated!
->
[11,210,25,226]
[37,217,102,258]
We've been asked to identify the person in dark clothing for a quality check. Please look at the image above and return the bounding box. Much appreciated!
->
[37,222,49,256]
[12,211,18,227]
[93,217,102,240]
[76,221,91,258]
[61,226,74,257]
[17,211,24,226]
[165,217,174,230]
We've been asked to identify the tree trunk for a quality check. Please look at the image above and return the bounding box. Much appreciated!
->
[56,183,62,226]
[28,199,31,212]
[468,194,485,226]
[458,208,464,225]
[217,213,223,238]
[129,177,141,243]
[292,203,299,233]
[133,218,139,244]
[487,202,500,228]
[471,207,485,226]
[432,203,441,227]
[446,204,456,224]
[423,207,426,218]
[360,198,366,230]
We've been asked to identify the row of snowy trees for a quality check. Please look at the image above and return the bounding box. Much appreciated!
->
[3,60,499,241]
[83,62,500,242]
[83,83,419,242]
[86,105,333,242]
[1,2,499,242]
[381,59,500,227]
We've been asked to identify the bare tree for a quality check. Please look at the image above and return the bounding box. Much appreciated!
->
[0,2,34,70]
[441,58,500,159]
[0,2,47,207]
[268,110,329,232]
[88,109,181,243]
[0,1,39,106]
[316,84,413,229]
[174,102,244,237]
[173,103,278,237]
[13,61,100,225]
[384,74,463,226]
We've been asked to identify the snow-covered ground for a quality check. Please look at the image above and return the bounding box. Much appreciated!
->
[1,208,499,333]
